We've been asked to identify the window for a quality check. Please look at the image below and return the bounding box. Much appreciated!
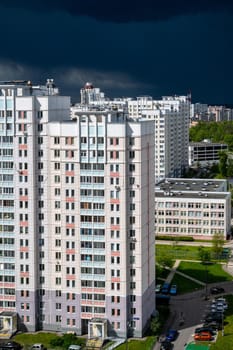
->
[129,164,135,172]
[65,137,74,145]
[131,308,136,315]
[130,216,135,224]
[54,150,60,157]
[38,137,43,145]
[129,151,135,159]
[129,177,135,185]
[38,124,43,132]
[130,282,136,289]
[130,295,136,302]
[38,111,43,119]
[129,137,135,146]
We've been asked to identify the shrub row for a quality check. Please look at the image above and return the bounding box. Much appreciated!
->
[156,235,194,242]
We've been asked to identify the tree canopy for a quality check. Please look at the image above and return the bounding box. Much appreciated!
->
[189,121,233,151]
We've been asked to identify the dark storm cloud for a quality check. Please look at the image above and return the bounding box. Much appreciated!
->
[0,0,233,23]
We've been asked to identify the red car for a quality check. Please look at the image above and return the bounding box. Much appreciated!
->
[194,331,212,341]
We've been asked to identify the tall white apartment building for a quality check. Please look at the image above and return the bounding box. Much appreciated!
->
[0,80,155,338]
[127,96,190,183]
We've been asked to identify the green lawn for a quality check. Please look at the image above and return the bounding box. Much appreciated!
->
[14,333,59,348]
[156,244,212,261]
[177,261,232,283]
[171,273,203,294]
[13,333,86,350]
[116,336,156,350]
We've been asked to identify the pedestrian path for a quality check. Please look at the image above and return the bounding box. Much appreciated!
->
[163,260,205,286]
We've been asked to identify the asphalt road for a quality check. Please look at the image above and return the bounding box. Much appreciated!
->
[154,280,233,350]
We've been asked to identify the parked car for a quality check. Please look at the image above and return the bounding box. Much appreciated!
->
[210,287,225,295]
[169,284,177,295]
[160,341,173,350]
[155,284,162,293]
[215,297,226,303]
[205,312,223,323]
[194,327,216,335]
[68,346,81,350]
[212,301,228,310]
[31,345,47,350]
[165,329,178,342]
[0,342,22,350]
[161,283,170,294]
[194,331,212,341]
[210,304,225,312]
[203,321,222,330]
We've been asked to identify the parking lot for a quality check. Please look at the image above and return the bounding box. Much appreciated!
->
[154,280,233,350]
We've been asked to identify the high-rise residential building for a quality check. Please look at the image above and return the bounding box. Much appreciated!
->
[0,80,155,339]
[127,95,190,183]
[80,83,106,105]
[75,88,191,184]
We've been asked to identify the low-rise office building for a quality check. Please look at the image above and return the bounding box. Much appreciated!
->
[155,178,231,240]
[189,141,228,166]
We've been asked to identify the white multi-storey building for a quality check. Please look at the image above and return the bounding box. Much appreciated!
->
[80,83,106,105]
[74,89,191,184]
[0,80,155,339]
[155,178,231,240]
[127,95,190,183]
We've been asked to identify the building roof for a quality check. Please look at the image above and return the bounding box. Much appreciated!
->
[189,141,227,147]
[155,178,230,200]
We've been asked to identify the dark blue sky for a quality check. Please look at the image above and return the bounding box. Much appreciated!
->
[0,0,232,104]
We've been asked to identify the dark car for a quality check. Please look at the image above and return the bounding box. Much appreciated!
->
[205,312,223,323]
[161,283,170,294]
[195,327,216,335]
[210,287,225,295]
[0,342,22,350]
[160,341,173,350]
[203,321,222,330]
[165,329,178,342]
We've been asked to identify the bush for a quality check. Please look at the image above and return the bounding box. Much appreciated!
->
[156,235,194,242]
[50,334,85,349]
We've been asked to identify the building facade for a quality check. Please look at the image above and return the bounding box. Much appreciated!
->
[155,178,231,240]
[189,141,228,166]
[127,95,190,183]
[0,80,155,338]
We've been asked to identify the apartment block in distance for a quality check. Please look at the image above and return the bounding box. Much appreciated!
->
[0,80,155,339]
[155,178,231,240]
[127,95,190,183]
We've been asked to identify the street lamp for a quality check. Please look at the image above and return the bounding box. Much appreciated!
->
[204,265,208,300]
[222,312,224,337]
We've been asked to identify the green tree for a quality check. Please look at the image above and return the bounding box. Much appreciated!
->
[227,158,233,177]
[150,316,161,335]
[212,232,225,259]
[218,151,228,177]
[198,246,211,263]
[157,251,173,269]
